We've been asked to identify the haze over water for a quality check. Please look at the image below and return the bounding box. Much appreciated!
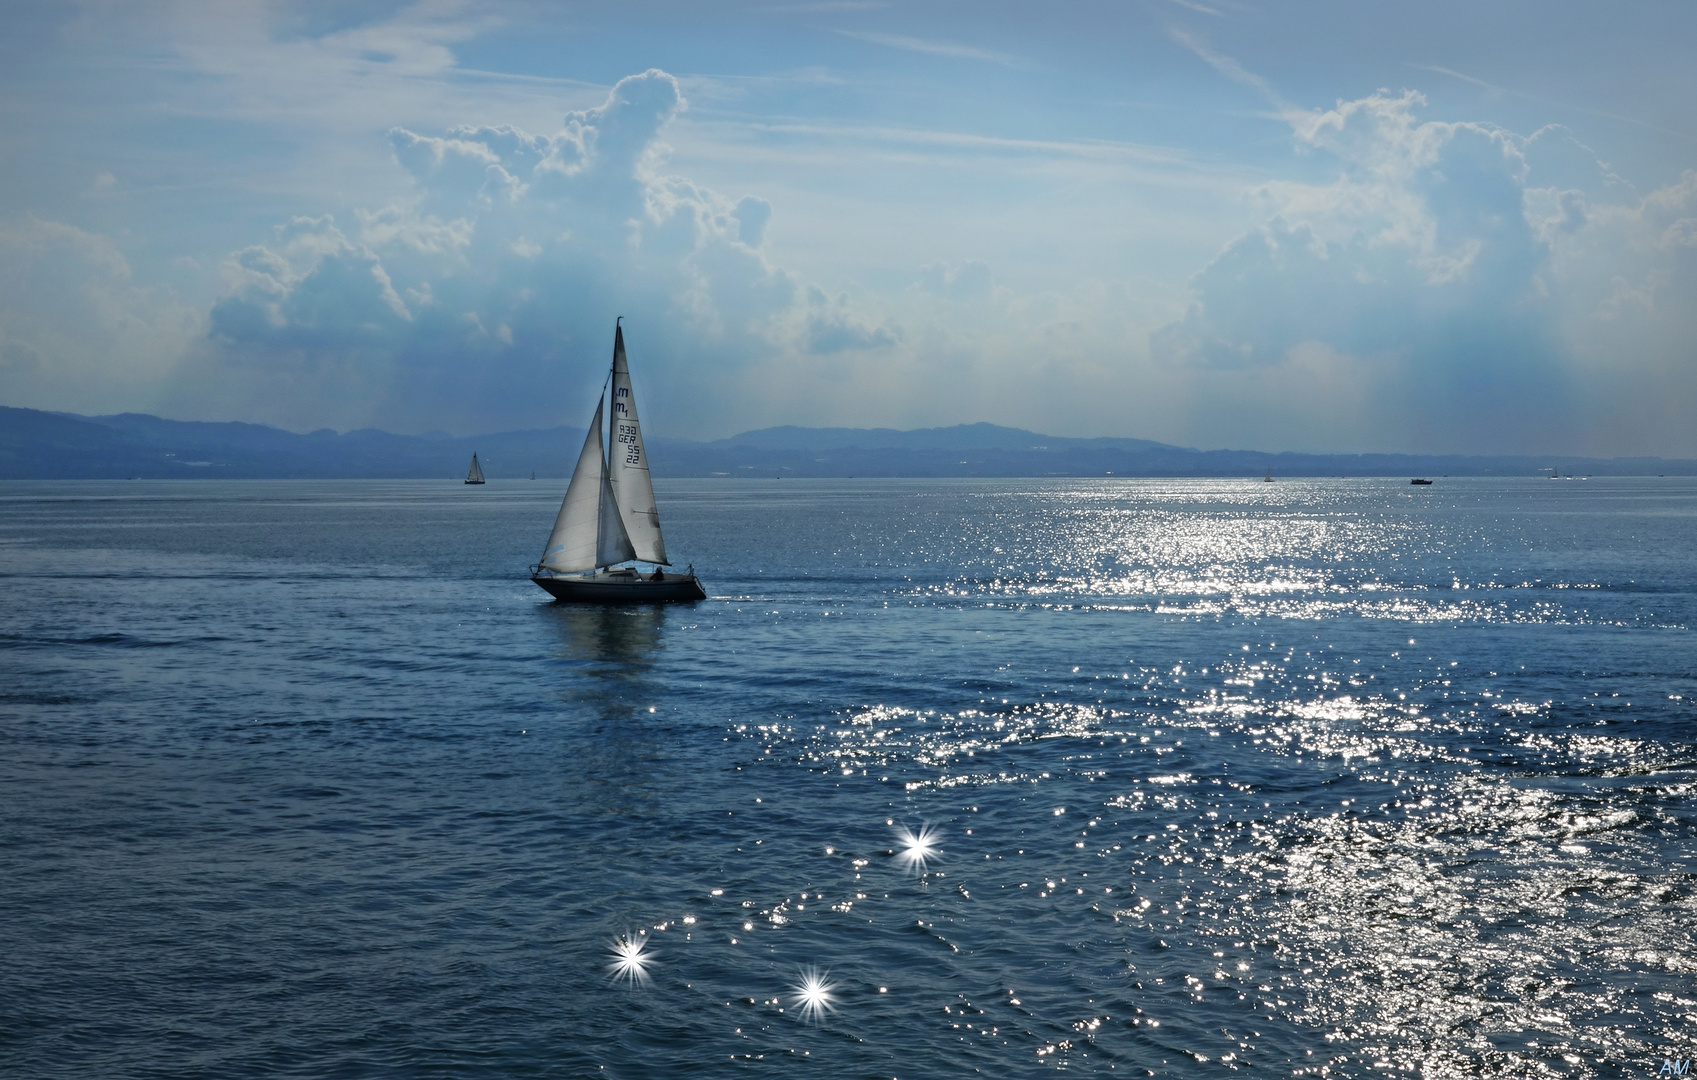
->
[2,477,1694,1077]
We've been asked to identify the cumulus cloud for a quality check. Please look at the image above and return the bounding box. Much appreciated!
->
[174,69,816,434]
[1152,89,1697,455]
[212,218,412,346]
[0,217,200,414]
[11,29,1688,458]
[804,285,900,354]
[1546,169,1697,452]
[167,70,1696,454]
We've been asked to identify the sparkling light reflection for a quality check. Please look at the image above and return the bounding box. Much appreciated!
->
[789,967,837,1023]
[694,479,1695,1072]
[894,824,941,874]
[607,933,653,986]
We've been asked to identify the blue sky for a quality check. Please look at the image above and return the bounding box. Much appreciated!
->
[2,0,1694,455]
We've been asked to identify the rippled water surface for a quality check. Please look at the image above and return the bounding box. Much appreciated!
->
[2,477,1694,1078]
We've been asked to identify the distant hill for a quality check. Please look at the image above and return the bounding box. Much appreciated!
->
[0,408,587,480]
[1,406,1692,479]
[711,422,1170,453]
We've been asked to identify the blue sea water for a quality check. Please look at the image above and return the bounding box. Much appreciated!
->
[1,476,1694,1079]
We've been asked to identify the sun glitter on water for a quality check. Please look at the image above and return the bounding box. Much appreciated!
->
[607,932,653,987]
[894,823,941,874]
[789,967,837,1023]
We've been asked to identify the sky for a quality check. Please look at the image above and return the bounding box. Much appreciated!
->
[1,0,1695,456]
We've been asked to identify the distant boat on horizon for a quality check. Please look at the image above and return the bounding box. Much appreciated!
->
[465,453,485,484]
[529,320,706,604]
[1411,478,1433,485]
[1264,469,1274,482]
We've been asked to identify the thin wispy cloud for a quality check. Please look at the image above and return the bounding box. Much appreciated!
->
[1167,0,1224,16]
[1413,64,1692,141]
[832,29,1025,68]
[738,119,1195,165]
[452,68,603,88]
[1167,26,1296,117]
[676,68,847,95]
[763,1,887,11]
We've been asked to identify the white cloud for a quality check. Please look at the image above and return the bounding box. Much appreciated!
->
[802,285,901,353]
[0,218,201,415]
[172,70,822,434]
[7,4,1691,458]
[165,66,1695,453]
[1545,169,1697,452]
[831,30,1025,68]
[1169,26,1296,116]
[1152,88,1697,455]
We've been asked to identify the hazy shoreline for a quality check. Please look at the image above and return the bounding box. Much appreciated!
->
[7,406,1694,481]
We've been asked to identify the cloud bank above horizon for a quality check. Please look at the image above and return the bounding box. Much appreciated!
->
[1,1,1694,456]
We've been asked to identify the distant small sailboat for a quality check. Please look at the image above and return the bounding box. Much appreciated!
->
[465,453,485,484]
[1264,469,1274,482]
[530,319,706,604]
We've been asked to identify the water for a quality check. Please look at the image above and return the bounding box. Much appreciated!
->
[1,477,1694,1078]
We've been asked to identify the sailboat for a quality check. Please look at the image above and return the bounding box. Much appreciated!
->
[465,453,485,484]
[530,319,706,604]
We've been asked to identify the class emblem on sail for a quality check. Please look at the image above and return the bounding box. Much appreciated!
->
[465,453,486,484]
[530,320,706,604]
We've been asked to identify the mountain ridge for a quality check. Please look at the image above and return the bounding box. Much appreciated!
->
[2,406,1692,479]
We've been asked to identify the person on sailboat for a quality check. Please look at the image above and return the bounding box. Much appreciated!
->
[651,566,664,581]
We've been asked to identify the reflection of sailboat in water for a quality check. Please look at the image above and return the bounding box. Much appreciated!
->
[530,319,706,604]
[539,603,670,809]
[544,603,666,676]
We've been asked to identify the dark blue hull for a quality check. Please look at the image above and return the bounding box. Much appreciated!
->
[530,570,706,604]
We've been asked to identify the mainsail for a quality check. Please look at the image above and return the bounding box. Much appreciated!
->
[538,394,635,573]
[466,452,485,483]
[607,322,669,565]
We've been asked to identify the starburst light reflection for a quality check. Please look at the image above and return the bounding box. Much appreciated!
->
[894,823,940,874]
[607,932,653,986]
[789,967,837,1023]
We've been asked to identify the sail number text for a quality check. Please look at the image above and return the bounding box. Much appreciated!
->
[617,422,643,465]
